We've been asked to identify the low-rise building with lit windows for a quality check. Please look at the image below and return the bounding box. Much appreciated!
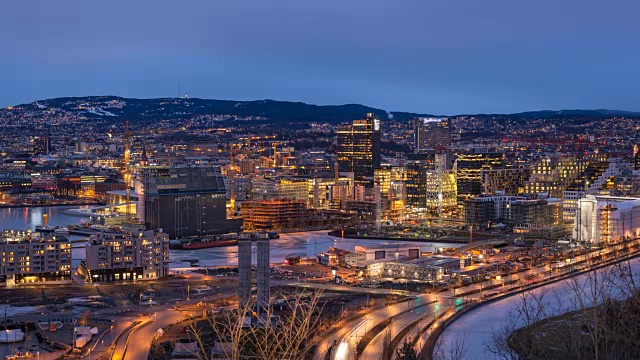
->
[79,230,169,282]
[0,230,72,285]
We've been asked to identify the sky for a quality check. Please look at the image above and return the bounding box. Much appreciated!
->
[1,0,639,114]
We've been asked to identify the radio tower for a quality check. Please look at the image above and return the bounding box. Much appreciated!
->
[124,120,132,223]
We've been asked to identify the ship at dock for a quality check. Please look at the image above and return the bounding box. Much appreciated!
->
[171,232,279,250]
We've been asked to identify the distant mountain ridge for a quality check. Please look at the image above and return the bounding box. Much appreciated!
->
[7,96,640,124]
[465,109,640,118]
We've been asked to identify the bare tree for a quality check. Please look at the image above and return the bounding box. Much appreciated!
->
[432,333,468,360]
[488,260,640,360]
[188,289,324,360]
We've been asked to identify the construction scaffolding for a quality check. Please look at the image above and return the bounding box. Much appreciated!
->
[240,199,307,231]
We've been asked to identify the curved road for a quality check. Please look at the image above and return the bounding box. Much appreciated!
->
[313,297,423,360]
[317,269,545,360]
[122,309,183,360]
[439,254,640,359]
[366,246,615,358]
[360,296,452,360]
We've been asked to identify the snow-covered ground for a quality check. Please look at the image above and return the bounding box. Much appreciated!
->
[439,257,640,359]
[67,296,102,303]
[86,107,117,116]
[168,230,456,269]
[0,305,40,317]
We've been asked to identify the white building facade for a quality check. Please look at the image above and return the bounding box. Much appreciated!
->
[574,195,640,243]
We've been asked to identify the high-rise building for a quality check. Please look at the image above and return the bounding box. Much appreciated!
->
[426,155,458,218]
[524,153,580,198]
[405,150,437,208]
[308,176,353,209]
[413,117,451,151]
[465,197,496,229]
[374,166,405,221]
[456,151,505,204]
[337,114,381,187]
[562,157,620,223]
[481,168,530,196]
[35,137,50,155]
[525,153,608,198]
[142,166,242,238]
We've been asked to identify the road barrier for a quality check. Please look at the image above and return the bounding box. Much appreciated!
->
[420,238,640,360]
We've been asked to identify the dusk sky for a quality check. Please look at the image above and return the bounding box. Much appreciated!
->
[2,0,639,114]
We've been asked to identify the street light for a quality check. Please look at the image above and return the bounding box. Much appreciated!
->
[496,275,504,293]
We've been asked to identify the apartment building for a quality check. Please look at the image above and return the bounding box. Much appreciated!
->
[481,167,530,196]
[0,230,71,285]
[79,230,169,282]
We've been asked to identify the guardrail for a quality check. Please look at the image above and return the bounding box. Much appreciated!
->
[111,321,142,360]
[419,238,640,360]
[120,321,153,360]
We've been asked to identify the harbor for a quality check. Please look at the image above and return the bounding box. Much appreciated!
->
[0,206,461,271]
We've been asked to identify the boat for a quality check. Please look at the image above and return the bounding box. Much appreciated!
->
[34,225,54,233]
[181,239,238,250]
[54,227,70,237]
[0,329,25,343]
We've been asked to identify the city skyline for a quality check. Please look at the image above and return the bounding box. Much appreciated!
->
[3,2,640,359]
[3,0,640,114]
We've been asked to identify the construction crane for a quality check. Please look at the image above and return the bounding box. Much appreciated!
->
[375,177,381,233]
[229,145,236,217]
[576,136,585,243]
[124,120,132,222]
[273,142,278,168]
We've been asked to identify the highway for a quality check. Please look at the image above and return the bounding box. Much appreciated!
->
[348,245,615,359]
[406,262,561,356]
[291,281,410,296]
[313,268,548,360]
[426,240,640,359]
[438,256,640,359]
[312,294,436,360]
[360,297,454,360]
